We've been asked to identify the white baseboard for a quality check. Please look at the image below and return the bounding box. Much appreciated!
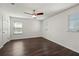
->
[42,36,79,53]
[0,40,10,49]
[11,36,41,40]
[0,45,3,49]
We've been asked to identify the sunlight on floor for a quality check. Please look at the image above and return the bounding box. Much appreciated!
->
[12,42,26,55]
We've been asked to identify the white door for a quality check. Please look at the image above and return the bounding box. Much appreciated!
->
[0,16,3,48]
[2,16,10,45]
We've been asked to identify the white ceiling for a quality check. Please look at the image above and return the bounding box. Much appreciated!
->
[0,3,78,20]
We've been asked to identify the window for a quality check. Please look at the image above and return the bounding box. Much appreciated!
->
[69,12,79,32]
[13,22,23,34]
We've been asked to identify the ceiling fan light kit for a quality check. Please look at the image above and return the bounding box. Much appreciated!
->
[24,10,44,18]
[32,15,37,18]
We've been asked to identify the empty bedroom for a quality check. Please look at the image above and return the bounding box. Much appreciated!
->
[0,3,79,56]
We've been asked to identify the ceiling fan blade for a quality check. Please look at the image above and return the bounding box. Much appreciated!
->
[37,13,44,15]
[24,12,33,15]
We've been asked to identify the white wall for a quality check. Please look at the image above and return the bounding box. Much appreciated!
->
[42,5,79,53]
[10,17,41,39]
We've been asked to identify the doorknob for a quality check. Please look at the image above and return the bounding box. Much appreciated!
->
[3,32,5,33]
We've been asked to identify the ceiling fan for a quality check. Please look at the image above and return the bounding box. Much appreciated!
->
[24,10,44,18]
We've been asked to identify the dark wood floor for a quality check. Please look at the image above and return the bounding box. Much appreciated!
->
[0,37,79,56]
